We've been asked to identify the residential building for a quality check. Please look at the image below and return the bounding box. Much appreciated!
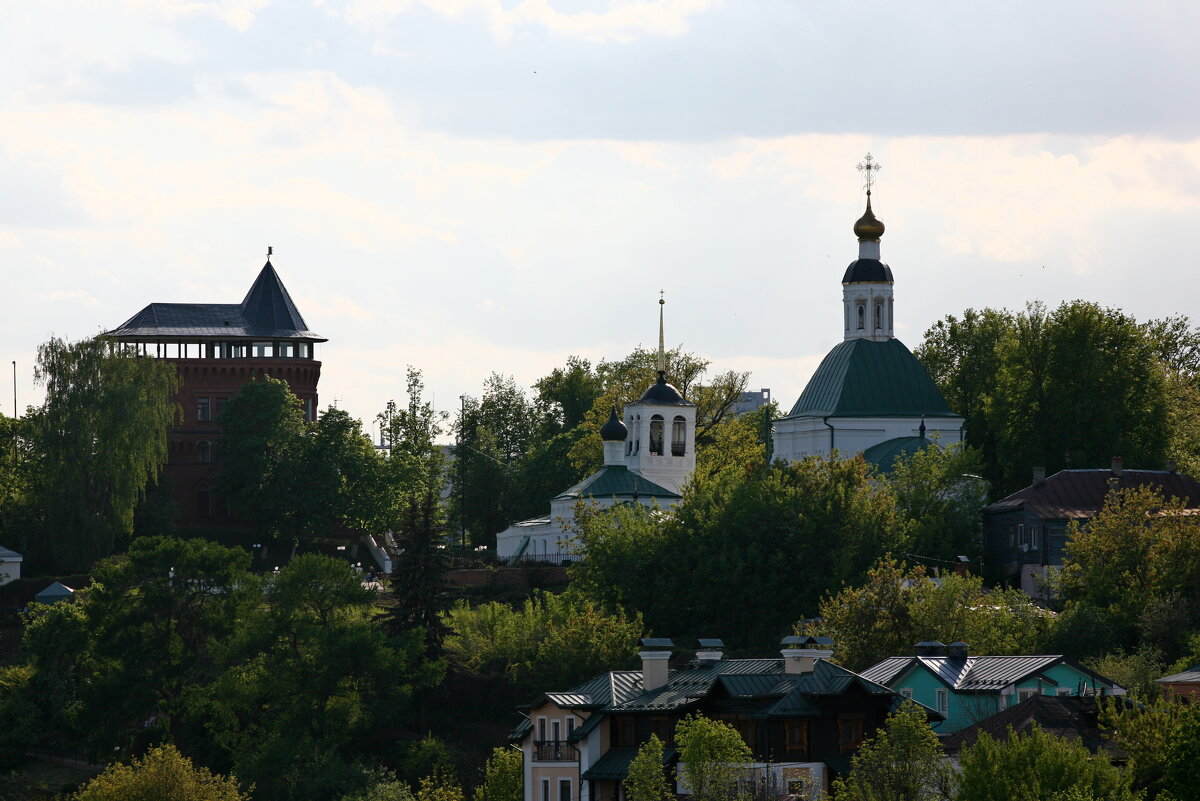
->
[1157,665,1200,701]
[941,694,1129,762]
[0,546,21,585]
[982,459,1200,596]
[497,299,692,563]
[773,168,963,466]
[104,255,325,528]
[509,637,939,801]
[860,642,1125,735]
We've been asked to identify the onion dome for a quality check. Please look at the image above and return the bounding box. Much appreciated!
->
[599,407,628,442]
[853,192,885,241]
[842,258,894,283]
[638,371,687,404]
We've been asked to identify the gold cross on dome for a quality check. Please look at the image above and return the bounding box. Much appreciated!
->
[857,153,882,194]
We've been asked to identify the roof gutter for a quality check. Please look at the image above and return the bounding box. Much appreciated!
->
[824,417,835,452]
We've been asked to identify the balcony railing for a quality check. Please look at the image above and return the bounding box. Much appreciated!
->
[534,740,579,762]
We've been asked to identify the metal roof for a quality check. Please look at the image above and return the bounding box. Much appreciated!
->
[862,436,934,474]
[984,469,1200,520]
[862,654,1114,693]
[1158,665,1200,684]
[629,373,693,406]
[784,338,959,420]
[581,747,676,781]
[544,693,594,708]
[941,695,1129,759]
[106,261,326,342]
[842,258,894,283]
[0,546,22,560]
[554,466,680,501]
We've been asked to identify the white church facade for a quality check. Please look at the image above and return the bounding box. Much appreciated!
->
[495,158,964,559]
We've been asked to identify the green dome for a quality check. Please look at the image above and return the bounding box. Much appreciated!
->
[786,339,959,419]
[863,436,933,474]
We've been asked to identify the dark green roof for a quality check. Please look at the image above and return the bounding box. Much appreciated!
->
[582,747,676,781]
[785,339,958,419]
[555,466,680,501]
[862,436,933,474]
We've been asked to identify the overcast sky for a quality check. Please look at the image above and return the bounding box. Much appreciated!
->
[3,0,1199,434]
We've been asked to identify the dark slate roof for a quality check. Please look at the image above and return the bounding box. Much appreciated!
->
[632,372,692,406]
[506,717,532,743]
[784,339,959,419]
[863,436,933,474]
[842,258,894,283]
[983,469,1200,520]
[554,465,680,501]
[861,654,1120,694]
[106,261,326,342]
[941,695,1129,759]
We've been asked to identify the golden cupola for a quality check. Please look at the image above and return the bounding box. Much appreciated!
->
[853,191,886,242]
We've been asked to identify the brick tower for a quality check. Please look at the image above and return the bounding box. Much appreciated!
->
[105,255,325,527]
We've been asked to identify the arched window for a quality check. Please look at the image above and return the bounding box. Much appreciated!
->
[875,304,882,330]
[197,484,211,518]
[857,305,865,330]
[649,415,664,456]
[197,441,212,464]
[671,416,687,456]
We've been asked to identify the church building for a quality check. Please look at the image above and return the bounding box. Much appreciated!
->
[496,299,694,563]
[773,158,963,469]
[105,254,325,528]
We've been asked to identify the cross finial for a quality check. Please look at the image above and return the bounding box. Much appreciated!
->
[857,153,882,195]
[267,245,273,259]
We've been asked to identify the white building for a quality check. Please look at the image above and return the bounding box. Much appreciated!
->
[773,184,963,468]
[496,301,694,563]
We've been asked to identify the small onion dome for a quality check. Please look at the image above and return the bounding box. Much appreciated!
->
[600,407,628,441]
[638,371,687,404]
[853,192,885,241]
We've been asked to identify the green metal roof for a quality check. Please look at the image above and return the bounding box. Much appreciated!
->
[862,436,933,474]
[784,339,959,419]
[554,465,680,501]
[582,747,676,781]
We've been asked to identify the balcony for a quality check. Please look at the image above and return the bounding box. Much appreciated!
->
[534,740,579,762]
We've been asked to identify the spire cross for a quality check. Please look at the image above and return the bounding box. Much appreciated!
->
[856,153,882,195]
[267,245,273,258]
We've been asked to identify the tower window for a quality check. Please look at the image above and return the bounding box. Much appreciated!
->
[857,305,865,330]
[672,416,687,456]
[278,341,295,358]
[875,304,882,329]
[649,415,664,456]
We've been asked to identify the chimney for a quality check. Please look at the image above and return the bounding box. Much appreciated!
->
[947,641,968,661]
[915,641,947,657]
[696,638,725,663]
[1111,456,1124,477]
[1032,466,1046,486]
[638,638,673,691]
[954,556,970,577]
[780,636,835,674]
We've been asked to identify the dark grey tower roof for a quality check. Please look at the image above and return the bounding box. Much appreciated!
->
[106,260,326,342]
[600,407,629,441]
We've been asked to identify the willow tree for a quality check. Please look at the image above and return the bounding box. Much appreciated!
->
[29,336,179,572]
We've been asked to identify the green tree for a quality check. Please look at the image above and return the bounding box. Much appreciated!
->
[624,734,671,801]
[217,376,309,539]
[302,406,388,536]
[955,726,1137,801]
[381,368,452,655]
[0,665,37,770]
[28,336,179,572]
[534,356,605,433]
[474,747,523,801]
[831,701,952,801]
[417,769,465,801]
[815,558,1054,673]
[674,714,752,801]
[883,442,989,562]
[70,744,248,801]
[1102,696,1191,798]
[570,455,908,648]
[1060,485,1200,653]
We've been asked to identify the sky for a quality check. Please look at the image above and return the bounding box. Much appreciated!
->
[3,0,1199,435]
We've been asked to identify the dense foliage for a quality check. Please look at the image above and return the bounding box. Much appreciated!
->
[674,714,752,801]
[70,744,249,801]
[832,701,952,801]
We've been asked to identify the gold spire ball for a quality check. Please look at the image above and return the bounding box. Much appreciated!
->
[854,153,885,242]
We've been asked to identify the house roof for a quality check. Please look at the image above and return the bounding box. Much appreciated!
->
[862,436,933,474]
[983,468,1200,520]
[861,654,1119,694]
[581,746,677,781]
[0,546,21,561]
[941,695,1129,760]
[106,261,326,342]
[33,581,74,602]
[783,338,959,420]
[554,465,680,502]
[1158,664,1200,684]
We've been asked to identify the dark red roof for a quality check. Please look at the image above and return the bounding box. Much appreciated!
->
[984,469,1200,520]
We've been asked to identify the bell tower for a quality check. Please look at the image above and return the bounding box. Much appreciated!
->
[843,153,895,343]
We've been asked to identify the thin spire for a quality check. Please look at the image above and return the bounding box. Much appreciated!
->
[657,291,666,375]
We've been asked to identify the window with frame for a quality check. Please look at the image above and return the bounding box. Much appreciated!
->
[277,341,295,358]
[1018,523,1027,547]
[197,441,212,465]
[566,716,576,738]
[559,779,571,801]
[1018,688,1038,702]
[541,780,550,801]
[899,688,913,700]
[838,715,865,751]
[537,717,547,742]
[196,397,211,422]
[936,689,949,714]
[784,720,808,751]
[215,397,228,419]
[252,341,272,358]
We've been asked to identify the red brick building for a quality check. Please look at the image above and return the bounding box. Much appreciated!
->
[106,258,325,528]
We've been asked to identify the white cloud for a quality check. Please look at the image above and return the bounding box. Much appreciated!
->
[133,0,272,31]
